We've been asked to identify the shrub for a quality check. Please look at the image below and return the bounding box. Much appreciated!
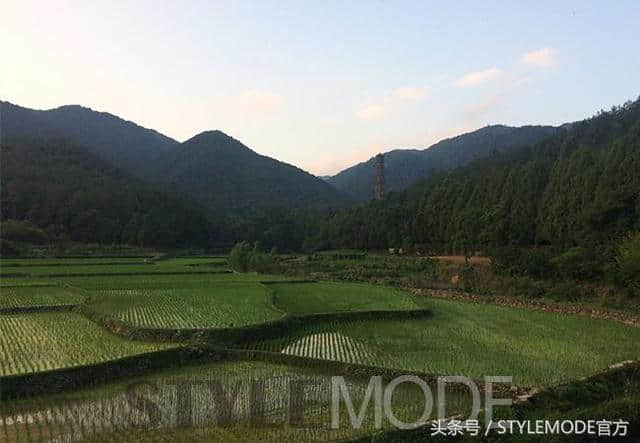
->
[510,276,548,299]
[550,247,602,280]
[547,282,592,301]
[0,239,21,256]
[249,249,276,273]
[229,241,279,273]
[458,263,479,292]
[490,246,555,279]
[0,220,49,244]
[229,241,253,272]
[617,232,640,296]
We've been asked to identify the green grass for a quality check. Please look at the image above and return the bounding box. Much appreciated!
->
[0,285,84,309]
[243,297,640,387]
[86,284,285,329]
[0,312,175,376]
[271,282,425,314]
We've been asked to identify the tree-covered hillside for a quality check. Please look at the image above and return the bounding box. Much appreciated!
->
[1,102,349,216]
[0,138,214,249]
[157,130,349,215]
[0,101,178,179]
[323,98,640,254]
[327,124,565,201]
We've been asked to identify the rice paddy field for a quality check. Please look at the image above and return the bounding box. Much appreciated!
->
[0,257,228,278]
[1,255,639,441]
[50,271,284,291]
[271,281,425,314]
[0,285,83,310]
[0,312,175,376]
[87,285,284,329]
[242,297,640,386]
[1,360,469,442]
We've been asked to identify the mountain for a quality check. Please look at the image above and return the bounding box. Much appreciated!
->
[156,130,348,215]
[0,137,214,248]
[0,101,349,214]
[0,101,178,178]
[327,124,567,201]
[323,98,640,252]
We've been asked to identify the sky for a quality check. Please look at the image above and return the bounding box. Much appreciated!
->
[1,1,639,176]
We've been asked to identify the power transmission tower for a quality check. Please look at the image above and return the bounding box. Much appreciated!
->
[373,153,385,200]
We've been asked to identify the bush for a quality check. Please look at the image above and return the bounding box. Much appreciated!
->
[547,282,592,301]
[490,246,555,279]
[617,232,640,296]
[229,241,278,273]
[510,276,549,299]
[458,263,479,292]
[0,220,49,244]
[0,239,21,256]
[550,247,602,280]
[229,241,253,272]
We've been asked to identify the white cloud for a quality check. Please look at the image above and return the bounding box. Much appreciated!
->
[356,104,386,120]
[392,86,429,101]
[454,67,504,87]
[356,85,429,120]
[521,48,555,68]
[225,90,284,114]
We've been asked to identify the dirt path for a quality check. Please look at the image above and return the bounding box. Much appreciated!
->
[410,287,640,328]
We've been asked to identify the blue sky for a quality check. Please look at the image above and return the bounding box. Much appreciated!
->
[2,1,639,175]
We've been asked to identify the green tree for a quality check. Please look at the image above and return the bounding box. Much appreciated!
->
[229,241,253,272]
[617,232,640,295]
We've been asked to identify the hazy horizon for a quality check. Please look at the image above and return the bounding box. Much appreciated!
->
[2,1,639,175]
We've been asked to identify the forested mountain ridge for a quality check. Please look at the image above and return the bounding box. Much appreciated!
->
[323,98,640,253]
[0,101,178,179]
[157,130,349,215]
[3,97,638,258]
[1,101,350,215]
[0,138,214,248]
[327,124,566,201]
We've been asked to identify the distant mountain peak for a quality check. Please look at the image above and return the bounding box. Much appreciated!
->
[181,130,257,157]
[158,129,348,213]
[327,124,566,201]
[0,100,178,179]
[192,129,228,137]
[187,129,235,143]
[56,104,91,111]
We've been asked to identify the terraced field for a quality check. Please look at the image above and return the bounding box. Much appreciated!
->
[2,255,639,442]
[0,285,83,310]
[0,312,175,376]
[243,297,640,386]
[159,257,228,266]
[281,331,376,364]
[1,360,467,442]
[55,271,281,291]
[1,257,148,266]
[271,281,424,314]
[87,285,284,329]
[1,264,216,277]
[0,257,228,278]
